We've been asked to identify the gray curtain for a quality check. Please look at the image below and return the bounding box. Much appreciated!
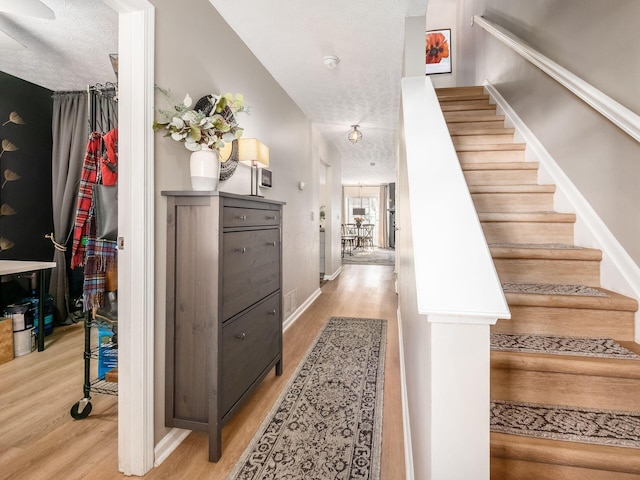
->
[49,91,88,324]
[89,85,117,133]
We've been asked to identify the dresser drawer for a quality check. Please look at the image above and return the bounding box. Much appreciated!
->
[223,207,280,228]
[221,294,281,415]
[222,229,280,320]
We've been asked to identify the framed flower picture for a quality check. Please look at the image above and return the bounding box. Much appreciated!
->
[425,29,452,75]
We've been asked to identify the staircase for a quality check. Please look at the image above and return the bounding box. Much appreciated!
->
[436,86,640,479]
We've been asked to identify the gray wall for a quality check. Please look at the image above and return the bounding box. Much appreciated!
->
[151,0,326,442]
[454,0,640,264]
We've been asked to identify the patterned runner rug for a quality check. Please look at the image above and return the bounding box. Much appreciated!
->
[342,248,395,266]
[502,282,609,297]
[491,400,640,448]
[228,317,387,480]
[491,333,640,359]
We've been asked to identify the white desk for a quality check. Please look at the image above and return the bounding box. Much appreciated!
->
[0,260,57,352]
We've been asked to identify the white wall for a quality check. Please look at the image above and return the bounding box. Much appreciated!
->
[312,125,342,279]
[151,0,324,443]
[455,0,640,265]
[426,0,459,88]
[397,100,432,479]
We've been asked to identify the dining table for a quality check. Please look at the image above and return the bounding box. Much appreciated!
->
[0,260,57,352]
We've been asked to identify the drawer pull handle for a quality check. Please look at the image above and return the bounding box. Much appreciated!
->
[236,333,246,340]
[267,215,277,220]
[238,247,246,254]
[269,309,277,316]
[237,215,247,221]
[269,241,276,247]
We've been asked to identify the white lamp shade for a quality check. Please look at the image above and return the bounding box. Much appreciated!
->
[238,138,269,168]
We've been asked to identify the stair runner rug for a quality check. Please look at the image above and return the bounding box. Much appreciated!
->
[502,282,609,297]
[491,400,640,448]
[228,317,387,480]
[342,248,395,266]
[491,333,640,360]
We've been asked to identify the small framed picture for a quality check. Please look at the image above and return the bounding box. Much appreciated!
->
[260,168,273,189]
[425,29,452,75]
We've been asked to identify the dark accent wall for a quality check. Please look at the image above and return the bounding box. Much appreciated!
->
[0,71,54,261]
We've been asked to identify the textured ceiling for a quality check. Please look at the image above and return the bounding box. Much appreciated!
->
[210,0,427,185]
[0,0,117,91]
[0,0,427,185]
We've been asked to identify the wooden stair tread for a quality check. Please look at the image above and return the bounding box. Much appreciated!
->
[445,108,498,117]
[448,125,514,135]
[456,143,526,152]
[436,87,487,102]
[445,113,505,123]
[491,350,640,380]
[439,93,490,101]
[470,184,555,194]
[441,102,493,112]
[462,162,538,171]
[504,287,639,312]
[479,212,576,223]
[490,245,602,260]
[491,432,640,474]
[436,86,485,96]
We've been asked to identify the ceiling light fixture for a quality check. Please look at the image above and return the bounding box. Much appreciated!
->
[322,55,340,69]
[348,125,362,144]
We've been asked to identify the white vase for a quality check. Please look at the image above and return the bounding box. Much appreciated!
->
[189,148,220,191]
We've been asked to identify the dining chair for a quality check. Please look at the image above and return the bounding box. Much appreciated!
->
[341,224,356,257]
[361,224,374,250]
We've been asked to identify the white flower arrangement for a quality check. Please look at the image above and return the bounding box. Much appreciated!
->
[153,86,246,152]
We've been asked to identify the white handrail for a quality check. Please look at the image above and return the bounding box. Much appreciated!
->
[473,15,640,144]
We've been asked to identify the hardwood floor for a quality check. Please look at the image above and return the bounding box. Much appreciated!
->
[0,264,403,479]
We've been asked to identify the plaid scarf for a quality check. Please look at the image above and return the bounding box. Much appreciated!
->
[70,132,118,312]
[71,132,102,269]
[83,228,117,312]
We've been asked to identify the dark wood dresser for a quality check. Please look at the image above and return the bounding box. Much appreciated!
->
[162,191,284,462]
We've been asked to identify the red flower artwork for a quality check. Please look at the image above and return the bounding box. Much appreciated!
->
[425,32,450,64]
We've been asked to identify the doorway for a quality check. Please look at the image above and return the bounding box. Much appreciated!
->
[343,185,389,248]
[103,0,155,475]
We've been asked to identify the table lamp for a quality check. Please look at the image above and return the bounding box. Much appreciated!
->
[238,138,270,196]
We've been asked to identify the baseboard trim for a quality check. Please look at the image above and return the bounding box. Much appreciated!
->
[323,265,343,281]
[283,288,322,332]
[154,428,191,467]
[485,81,640,339]
[397,308,415,480]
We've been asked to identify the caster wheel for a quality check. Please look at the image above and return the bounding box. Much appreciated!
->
[70,400,92,419]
